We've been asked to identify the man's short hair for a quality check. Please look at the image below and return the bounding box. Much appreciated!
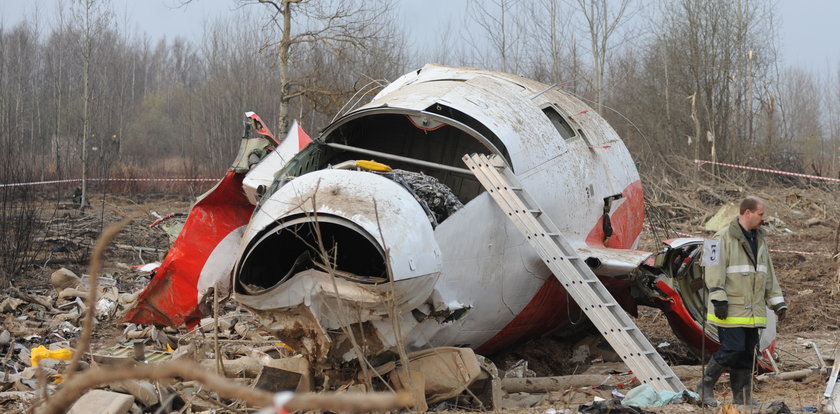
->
[739,196,764,214]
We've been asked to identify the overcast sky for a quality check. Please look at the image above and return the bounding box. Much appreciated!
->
[1,0,838,73]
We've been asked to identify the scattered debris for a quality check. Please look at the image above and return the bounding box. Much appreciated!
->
[504,359,537,378]
[704,203,739,231]
[254,355,311,393]
[51,267,82,292]
[620,383,697,407]
[757,368,828,382]
[4,73,839,412]
[806,218,823,227]
[823,347,840,414]
[68,389,134,414]
[579,398,656,414]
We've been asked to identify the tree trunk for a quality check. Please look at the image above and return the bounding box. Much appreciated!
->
[277,0,292,138]
[81,51,89,210]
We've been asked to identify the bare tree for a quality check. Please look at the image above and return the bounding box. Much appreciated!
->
[778,67,823,171]
[466,0,524,73]
[72,0,112,209]
[575,0,634,114]
[628,0,778,164]
[522,0,575,84]
[829,70,840,176]
[0,23,44,282]
[48,5,70,180]
[243,0,394,136]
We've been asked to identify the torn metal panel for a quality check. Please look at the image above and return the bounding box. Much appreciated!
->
[243,120,312,205]
[127,113,299,327]
[573,245,653,277]
[237,269,437,361]
[232,112,279,174]
[125,170,254,327]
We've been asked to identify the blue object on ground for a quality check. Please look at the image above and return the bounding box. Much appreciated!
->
[620,384,699,407]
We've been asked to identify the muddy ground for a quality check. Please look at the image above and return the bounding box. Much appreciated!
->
[3,175,839,412]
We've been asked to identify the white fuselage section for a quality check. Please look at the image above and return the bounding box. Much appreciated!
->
[234,64,645,358]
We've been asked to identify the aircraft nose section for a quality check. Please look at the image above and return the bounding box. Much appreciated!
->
[234,169,442,295]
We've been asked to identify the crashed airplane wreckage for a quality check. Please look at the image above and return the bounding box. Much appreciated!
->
[126,64,779,387]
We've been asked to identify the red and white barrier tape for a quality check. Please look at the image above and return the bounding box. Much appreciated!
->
[645,224,820,256]
[0,179,80,188]
[695,159,840,183]
[0,177,216,188]
[769,249,818,256]
[90,177,217,182]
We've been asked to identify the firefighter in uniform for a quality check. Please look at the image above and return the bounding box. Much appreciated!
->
[696,196,787,406]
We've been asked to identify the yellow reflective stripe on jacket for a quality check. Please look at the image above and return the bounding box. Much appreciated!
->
[706,313,767,325]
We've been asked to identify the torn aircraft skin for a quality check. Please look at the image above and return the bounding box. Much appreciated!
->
[125,113,310,326]
[128,64,778,369]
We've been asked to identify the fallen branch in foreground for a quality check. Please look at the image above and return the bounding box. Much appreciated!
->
[36,359,412,414]
[756,367,829,382]
[66,219,132,380]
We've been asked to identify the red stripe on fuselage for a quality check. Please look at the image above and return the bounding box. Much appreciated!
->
[475,275,636,354]
[585,180,644,248]
[476,180,644,354]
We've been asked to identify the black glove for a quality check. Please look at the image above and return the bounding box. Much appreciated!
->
[771,302,788,321]
[712,300,728,320]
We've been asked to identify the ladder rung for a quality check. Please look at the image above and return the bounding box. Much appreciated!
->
[462,153,686,394]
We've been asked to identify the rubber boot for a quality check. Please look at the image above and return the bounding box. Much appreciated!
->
[730,368,753,405]
[695,357,726,406]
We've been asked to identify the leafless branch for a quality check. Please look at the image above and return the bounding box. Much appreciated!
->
[36,360,412,414]
[65,218,132,380]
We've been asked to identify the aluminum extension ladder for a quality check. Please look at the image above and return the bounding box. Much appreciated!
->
[463,153,686,393]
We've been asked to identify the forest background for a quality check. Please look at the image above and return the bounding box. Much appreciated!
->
[1,0,838,280]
